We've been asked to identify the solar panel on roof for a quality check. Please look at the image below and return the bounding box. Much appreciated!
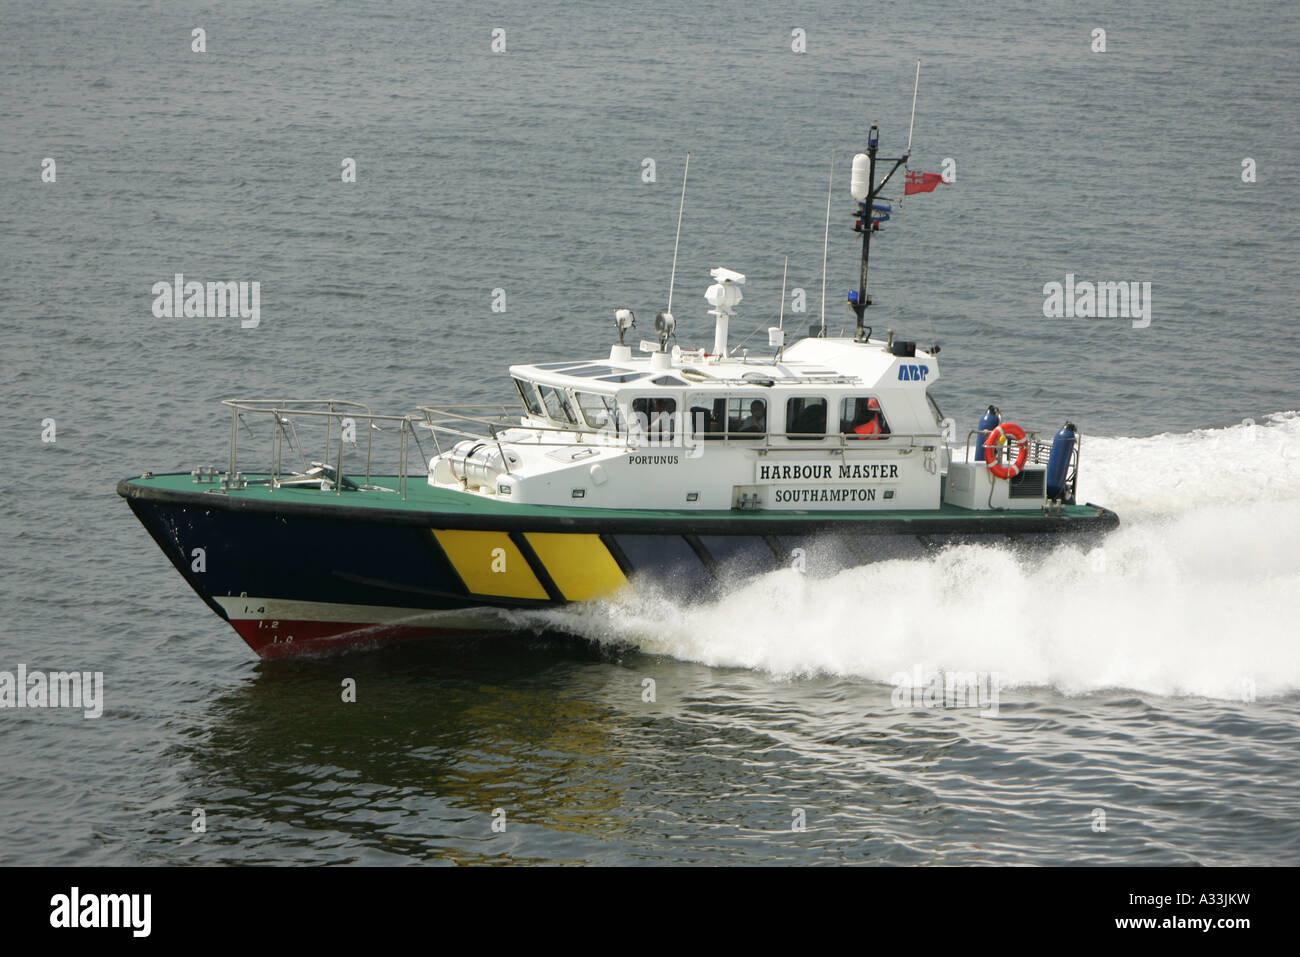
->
[562,365,622,377]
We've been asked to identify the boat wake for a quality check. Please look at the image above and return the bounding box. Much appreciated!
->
[511,412,1300,701]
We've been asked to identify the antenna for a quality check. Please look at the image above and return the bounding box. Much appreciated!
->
[902,60,921,215]
[666,152,690,318]
[778,256,788,331]
[776,255,789,360]
[819,153,833,337]
[906,60,921,154]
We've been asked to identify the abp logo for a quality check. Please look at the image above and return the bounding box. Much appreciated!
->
[898,364,929,381]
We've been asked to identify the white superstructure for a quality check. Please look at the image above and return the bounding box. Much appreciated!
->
[421,266,1057,513]
[422,117,1074,515]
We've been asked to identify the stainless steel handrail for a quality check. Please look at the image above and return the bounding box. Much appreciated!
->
[220,399,429,499]
[962,427,1068,482]
[962,427,1045,465]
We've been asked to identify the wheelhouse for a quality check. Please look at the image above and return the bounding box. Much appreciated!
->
[506,347,938,445]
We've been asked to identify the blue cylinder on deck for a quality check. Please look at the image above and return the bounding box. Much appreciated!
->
[1046,422,1078,500]
[975,405,1001,462]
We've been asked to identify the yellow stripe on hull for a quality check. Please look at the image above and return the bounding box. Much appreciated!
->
[432,529,549,600]
[524,532,628,601]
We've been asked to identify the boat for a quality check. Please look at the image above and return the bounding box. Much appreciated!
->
[118,120,1119,658]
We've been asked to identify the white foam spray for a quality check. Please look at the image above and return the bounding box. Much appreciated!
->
[516,413,1300,701]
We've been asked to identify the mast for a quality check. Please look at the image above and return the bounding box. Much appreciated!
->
[848,63,920,343]
[849,125,909,343]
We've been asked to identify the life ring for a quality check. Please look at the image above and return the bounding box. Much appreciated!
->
[985,422,1028,479]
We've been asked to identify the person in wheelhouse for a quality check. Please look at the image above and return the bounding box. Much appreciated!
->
[844,397,889,437]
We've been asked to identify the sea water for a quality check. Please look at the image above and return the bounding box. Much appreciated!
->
[1,0,1297,864]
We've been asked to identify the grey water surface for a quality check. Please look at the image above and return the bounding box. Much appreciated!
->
[1,0,1298,865]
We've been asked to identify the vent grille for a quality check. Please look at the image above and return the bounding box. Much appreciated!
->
[1008,468,1045,499]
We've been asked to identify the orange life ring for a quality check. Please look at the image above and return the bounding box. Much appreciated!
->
[985,422,1028,479]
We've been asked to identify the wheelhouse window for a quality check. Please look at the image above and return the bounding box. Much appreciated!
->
[840,396,891,437]
[538,384,578,425]
[631,397,677,440]
[513,378,544,418]
[729,397,766,437]
[688,397,766,440]
[785,396,827,439]
[690,399,726,439]
[575,391,623,432]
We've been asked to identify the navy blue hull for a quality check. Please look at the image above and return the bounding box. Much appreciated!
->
[120,475,1116,656]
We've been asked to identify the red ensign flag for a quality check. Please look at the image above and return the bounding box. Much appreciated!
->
[904,171,945,195]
